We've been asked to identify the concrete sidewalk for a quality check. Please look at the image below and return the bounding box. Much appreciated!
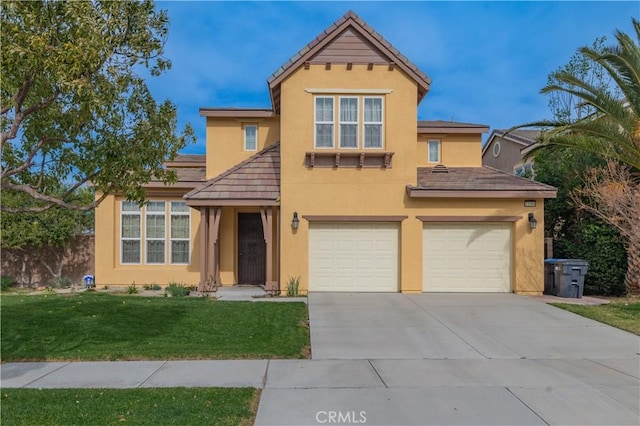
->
[3,357,639,425]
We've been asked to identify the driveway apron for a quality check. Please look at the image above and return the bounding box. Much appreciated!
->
[255,293,640,425]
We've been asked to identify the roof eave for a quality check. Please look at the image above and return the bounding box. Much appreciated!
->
[199,108,275,118]
[406,186,557,199]
[185,199,280,207]
[418,126,489,134]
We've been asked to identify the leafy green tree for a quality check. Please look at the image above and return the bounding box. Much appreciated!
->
[519,19,640,293]
[1,0,194,213]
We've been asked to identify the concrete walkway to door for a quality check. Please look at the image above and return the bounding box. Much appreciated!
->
[255,293,640,425]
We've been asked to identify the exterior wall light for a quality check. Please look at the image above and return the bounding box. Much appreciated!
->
[528,212,538,230]
[292,212,300,230]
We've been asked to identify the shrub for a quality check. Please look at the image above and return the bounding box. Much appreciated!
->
[51,276,72,288]
[165,283,188,297]
[1,275,15,292]
[151,284,162,291]
[127,284,138,294]
[555,220,627,296]
[286,276,300,297]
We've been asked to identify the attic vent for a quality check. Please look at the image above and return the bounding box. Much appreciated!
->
[431,164,449,174]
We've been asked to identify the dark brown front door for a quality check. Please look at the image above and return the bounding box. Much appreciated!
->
[237,213,266,285]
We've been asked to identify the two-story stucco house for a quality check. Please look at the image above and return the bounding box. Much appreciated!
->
[95,11,557,294]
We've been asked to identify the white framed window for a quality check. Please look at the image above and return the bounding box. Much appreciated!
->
[428,139,441,163]
[315,97,334,148]
[339,97,358,148]
[121,201,141,264]
[244,125,257,151]
[170,201,190,264]
[145,201,165,264]
[363,97,383,148]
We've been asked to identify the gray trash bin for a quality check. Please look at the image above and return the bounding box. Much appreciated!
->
[543,259,588,298]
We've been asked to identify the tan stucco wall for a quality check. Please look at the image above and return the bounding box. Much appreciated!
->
[418,133,482,167]
[277,64,544,295]
[94,193,201,286]
[205,116,280,179]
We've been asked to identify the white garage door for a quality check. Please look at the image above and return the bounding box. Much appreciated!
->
[309,223,399,292]
[423,223,512,292]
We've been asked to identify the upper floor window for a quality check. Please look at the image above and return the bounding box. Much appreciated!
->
[315,97,334,148]
[363,97,383,148]
[314,95,385,149]
[428,139,441,163]
[244,125,257,151]
[339,97,358,148]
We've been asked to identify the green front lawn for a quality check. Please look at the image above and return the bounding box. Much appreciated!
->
[1,293,309,361]
[1,388,259,426]
[553,298,640,335]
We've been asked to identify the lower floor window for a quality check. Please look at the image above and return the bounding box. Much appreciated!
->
[120,200,191,265]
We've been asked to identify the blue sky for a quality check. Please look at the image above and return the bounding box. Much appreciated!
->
[148,1,639,154]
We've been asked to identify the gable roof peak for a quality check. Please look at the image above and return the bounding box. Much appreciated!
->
[268,11,431,113]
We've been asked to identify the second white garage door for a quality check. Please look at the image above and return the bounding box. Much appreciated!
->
[423,223,512,292]
[309,223,399,292]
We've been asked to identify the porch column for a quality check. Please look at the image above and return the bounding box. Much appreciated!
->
[208,207,222,287]
[260,207,275,293]
[199,207,209,289]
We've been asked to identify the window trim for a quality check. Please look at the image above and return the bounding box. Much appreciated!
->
[170,201,191,265]
[363,96,384,150]
[121,201,142,265]
[428,139,441,164]
[314,96,335,149]
[244,124,258,151]
[338,96,359,149]
[145,201,166,264]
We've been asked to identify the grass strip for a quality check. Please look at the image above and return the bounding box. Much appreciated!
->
[1,387,259,426]
[552,300,640,335]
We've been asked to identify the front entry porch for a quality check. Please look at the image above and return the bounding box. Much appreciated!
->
[183,143,281,293]
[194,206,279,294]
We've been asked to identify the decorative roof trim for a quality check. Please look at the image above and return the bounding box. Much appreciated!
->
[418,126,489,134]
[305,88,394,94]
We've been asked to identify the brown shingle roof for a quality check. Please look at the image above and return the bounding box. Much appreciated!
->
[268,11,431,112]
[171,154,206,164]
[407,166,557,198]
[184,143,280,205]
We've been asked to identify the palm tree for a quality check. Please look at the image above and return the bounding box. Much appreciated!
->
[514,18,640,293]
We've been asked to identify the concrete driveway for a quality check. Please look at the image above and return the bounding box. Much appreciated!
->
[256,293,640,425]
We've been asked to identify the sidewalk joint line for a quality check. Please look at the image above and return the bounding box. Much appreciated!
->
[262,360,270,389]
[404,295,490,359]
[367,359,388,388]
[585,358,640,380]
[137,361,167,388]
[505,386,550,426]
[21,362,70,388]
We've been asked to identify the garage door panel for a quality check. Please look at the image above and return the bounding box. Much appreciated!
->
[310,223,399,292]
[423,223,511,293]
